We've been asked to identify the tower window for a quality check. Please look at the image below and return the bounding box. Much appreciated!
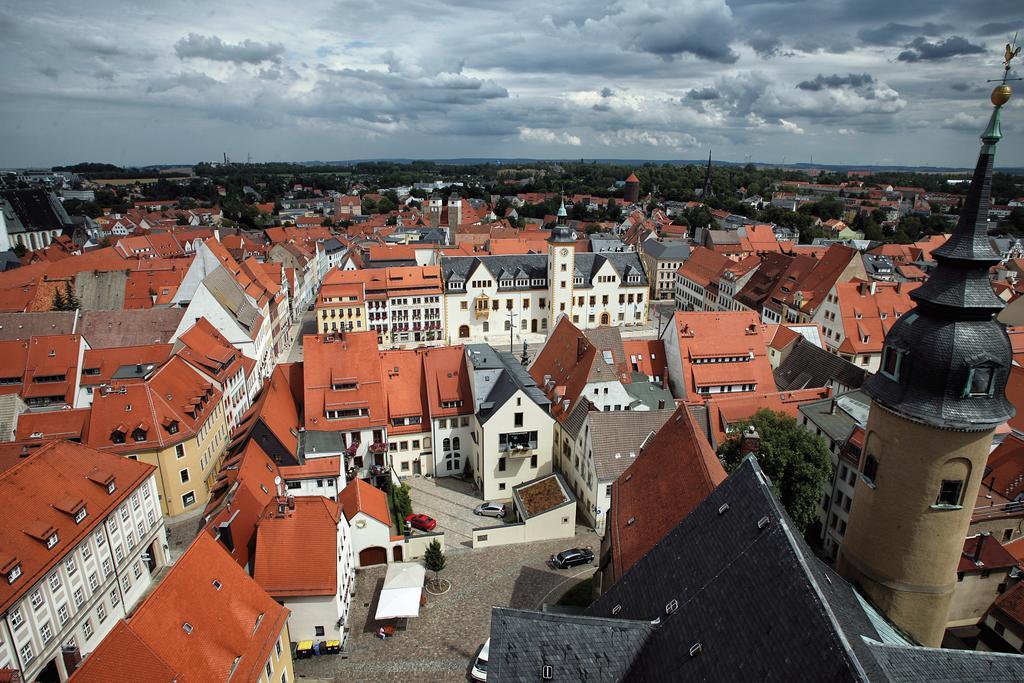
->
[862,455,879,485]
[963,366,996,398]
[936,479,964,507]
[880,346,903,382]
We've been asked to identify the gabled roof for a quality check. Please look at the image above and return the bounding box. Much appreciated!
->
[303,332,387,431]
[775,336,868,392]
[587,409,675,481]
[77,309,185,348]
[607,405,725,579]
[254,496,340,597]
[338,477,391,527]
[74,534,288,683]
[0,441,154,614]
[68,620,180,682]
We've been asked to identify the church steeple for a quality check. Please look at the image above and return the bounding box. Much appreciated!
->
[862,65,1015,431]
[837,47,1018,648]
[701,150,715,199]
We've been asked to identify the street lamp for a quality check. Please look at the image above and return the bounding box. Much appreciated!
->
[505,309,517,353]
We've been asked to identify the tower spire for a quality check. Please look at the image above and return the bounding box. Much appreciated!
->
[837,46,1018,648]
[701,150,715,199]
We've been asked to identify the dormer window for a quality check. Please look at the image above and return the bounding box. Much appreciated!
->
[46,532,59,549]
[74,507,87,524]
[107,481,116,494]
[6,564,21,584]
[166,421,179,435]
[132,428,147,442]
[964,365,996,398]
[111,429,125,444]
[574,276,584,285]
[880,346,904,382]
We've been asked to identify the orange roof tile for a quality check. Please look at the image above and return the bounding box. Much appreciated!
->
[76,534,288,683]
[338,477,391,527]
[254,496,340,597]
[0,441,155,614]
[69,620,180,682]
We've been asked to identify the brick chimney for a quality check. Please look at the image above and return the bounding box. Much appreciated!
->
[740,426,761,457]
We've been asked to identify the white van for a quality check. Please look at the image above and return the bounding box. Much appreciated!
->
[470,639,489,681]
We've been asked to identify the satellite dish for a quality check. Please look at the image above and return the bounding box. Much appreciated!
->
[274,476,281,486]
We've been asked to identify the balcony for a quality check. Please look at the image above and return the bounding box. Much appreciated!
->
[368,441,388,454]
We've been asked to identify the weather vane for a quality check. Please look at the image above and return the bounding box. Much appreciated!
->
[989,32,1022,107]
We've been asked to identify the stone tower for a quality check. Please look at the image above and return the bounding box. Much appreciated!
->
[623,172,640,204]
[548,197,576,329]
[447,193,462,231]
[836,83,1015,647]
[427,194,443,229]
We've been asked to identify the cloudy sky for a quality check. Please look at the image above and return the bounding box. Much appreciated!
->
[1,0,1023,168]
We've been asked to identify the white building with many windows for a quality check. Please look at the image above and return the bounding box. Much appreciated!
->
[0,440,168,682]
[441,223,649,344]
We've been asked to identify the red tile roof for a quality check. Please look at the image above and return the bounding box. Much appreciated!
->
[991,581,1024,637]
[675,247,732,290]
[608,406,725,579]
[833,280,920,355]
[959,534,1018,573]
[81,344,173,386]
[69,620,180,682]
[338,477,391,527]
[622,339,667,383]
[175,317,244,385]
[202,440,280,570]
[704,388,832,448]
[983,434,1024,501]
[73,534,288,683]
[303,332,387,431]
[279,456,341,481]
[0,441,155,614]
[254,496,340,597]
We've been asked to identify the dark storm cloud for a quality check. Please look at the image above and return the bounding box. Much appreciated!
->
[600,87,614,98]
[897,36,985,62]
[975,22,1021,37]
[174,33,285,64]
[686,87,721,101]
[37,66,58,80]
[748,34,782,58]
[796,73,875,91]
[857,22,950,46]
[146,71,221,94]
[70,36,126,57]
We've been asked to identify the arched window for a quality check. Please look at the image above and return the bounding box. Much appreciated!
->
[443,438,451,452]
[452,436,461,450]
[459,325,470,338]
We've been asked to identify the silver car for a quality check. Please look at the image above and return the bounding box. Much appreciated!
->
[474,502,506,518]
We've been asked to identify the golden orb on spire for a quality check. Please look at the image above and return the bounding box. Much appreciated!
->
[992,83,1013,106]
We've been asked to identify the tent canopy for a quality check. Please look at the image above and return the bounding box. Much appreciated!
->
[375,562,425,620]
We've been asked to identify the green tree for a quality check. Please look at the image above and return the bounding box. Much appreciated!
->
[390,483,413,529]
[63,282,81,310]
[52,287,67,311]
[717,409,832,533]
[423,539,447,588]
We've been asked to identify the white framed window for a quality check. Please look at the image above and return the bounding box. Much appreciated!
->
[65,557,77,575]
[83,619,93,639]
[48,573,61,591]
[19,642,32,664]
[120,507,129,522]
[96,602,106,623]
[132,562,142,579]
[30,590,43,609]
[114,545,124,562]
[110,588,120,605]
[73,588,84,607]
[82,543,91,560]
[121,574,131,592]
[40,621,52,643]
[88,572,98,590]
[102,558,112,577]
[57,603,69,625]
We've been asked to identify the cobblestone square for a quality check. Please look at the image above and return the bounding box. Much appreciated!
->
[293,527,599,682]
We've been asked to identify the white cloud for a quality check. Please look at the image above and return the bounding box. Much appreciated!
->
[518,127,582,146]
[779,118,805,134]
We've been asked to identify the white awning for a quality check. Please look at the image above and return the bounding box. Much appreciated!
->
[374,562,425,620]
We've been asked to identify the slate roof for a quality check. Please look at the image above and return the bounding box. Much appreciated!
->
[487,455,1024,681]
[466,344,550,423]
[799,390,871,443]
[587,408,675,481]
[640,239,691,260]
[775,336,868,392]
[0,189,73,234]
[488,608,654,683]
[441,251,648,289]
[0,311,75,340]
[77,309,185,348]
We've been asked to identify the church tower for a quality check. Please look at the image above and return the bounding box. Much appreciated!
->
[548,197,576,329]
[427,194,443,229]
[837,72,1017,647]
[700,151,715,199]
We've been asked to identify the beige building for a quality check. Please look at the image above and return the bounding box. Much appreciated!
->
[316,281,366,334]
[640,239,691,301]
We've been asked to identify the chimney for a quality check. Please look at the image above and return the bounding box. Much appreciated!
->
[740,425,760,457]
[287,495,296,510]
[870,281,877,295]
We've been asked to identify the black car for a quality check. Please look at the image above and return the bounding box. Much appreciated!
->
[549,547,594,569]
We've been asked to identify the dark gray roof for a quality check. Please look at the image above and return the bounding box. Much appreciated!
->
[488,608,653,683]
[640,239,690,260]
[0,189,74,234]
[466,344,550,423]
[299,430,344,458]
[866,113,1014,431]
[441,251,648,290]
[799,390,871,443]
[561,397,591,440]
[74,270,127,311]
[775,337,867,392]
[492,455,1024,680]
[622,375,674,411]
[587,408,674,481]
[204,266,261,332]
[864,641,1024,682]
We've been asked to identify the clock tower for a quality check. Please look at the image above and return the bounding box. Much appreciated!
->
[836,69,1017,647]
[548,197,575,329]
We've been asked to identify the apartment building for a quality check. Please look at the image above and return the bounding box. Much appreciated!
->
[0,441,168,682]
[316,267,445,345]
[71,534,293,683]
[640,240,690,301]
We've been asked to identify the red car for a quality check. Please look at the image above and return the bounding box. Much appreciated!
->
[405,513,437,532]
